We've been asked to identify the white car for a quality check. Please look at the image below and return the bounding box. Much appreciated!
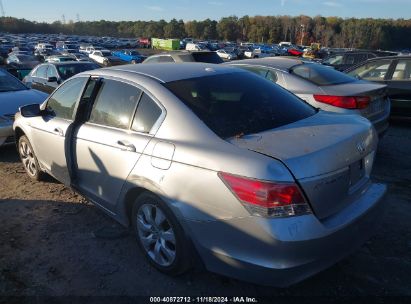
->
[216,49,237,61]
[89,50,126,66]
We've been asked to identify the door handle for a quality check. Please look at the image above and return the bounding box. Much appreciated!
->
[53,127,64,136]
[117,140,136,152]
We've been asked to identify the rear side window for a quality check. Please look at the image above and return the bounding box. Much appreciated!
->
[291,63,356,85]
[164,72,316,138]
[46,77,88,120]
[391,60,411,80]
[158,56,174,63]
[237,66,278,83]
[89,79,141,129]
[132,93,162,133]
[347,60,391,80]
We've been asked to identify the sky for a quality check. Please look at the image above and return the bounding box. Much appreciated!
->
[2,0,411,23]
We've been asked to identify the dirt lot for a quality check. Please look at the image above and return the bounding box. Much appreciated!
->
[0,120,410,300]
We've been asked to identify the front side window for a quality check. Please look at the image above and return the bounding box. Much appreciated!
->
[34,65,48,78]
[164,72,316,138]
[132,93,162,133]
[347,60,391,80]
[89,79,141,129]
[46,77,88,119]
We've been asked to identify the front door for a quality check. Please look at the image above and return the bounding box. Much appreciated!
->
[29,77,89,185]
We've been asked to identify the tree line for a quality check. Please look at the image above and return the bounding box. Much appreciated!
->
[1,15,411,50]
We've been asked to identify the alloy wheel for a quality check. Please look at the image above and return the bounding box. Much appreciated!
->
[136,203,176,267]
[19,140,37,177]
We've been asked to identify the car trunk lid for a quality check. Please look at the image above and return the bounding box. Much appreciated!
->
[227,111,378,219]
[320,81,388,119]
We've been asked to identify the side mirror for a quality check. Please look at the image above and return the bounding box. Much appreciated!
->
[47,76,58,82]
[20,104,41,117]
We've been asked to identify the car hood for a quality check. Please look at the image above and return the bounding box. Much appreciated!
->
[227,111,377,180]
[0,89,48,116]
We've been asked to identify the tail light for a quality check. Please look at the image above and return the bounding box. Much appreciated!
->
[219,172,312,218]
[313,95,370,109]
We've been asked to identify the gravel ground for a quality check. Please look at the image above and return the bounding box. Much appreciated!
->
[0,119,410,301]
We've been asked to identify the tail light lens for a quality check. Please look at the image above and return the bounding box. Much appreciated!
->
[313,95,370,109]
[219,172,312,218]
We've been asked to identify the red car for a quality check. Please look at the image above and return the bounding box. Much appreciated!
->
[288,48,303,56]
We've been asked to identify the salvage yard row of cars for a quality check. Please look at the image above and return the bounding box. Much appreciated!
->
[0,32,409,287]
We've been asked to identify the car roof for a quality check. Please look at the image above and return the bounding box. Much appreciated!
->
[91,62,243,83]
[45,61,95,66]
[364,55,411,61]
[226,57,304,71]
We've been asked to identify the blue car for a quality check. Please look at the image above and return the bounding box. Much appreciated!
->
[112,49,146,64]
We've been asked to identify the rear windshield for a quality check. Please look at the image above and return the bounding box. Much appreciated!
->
[164,72,316,138]
[57,63,100,80]
[291,63,356,86]
[192,52,223,64]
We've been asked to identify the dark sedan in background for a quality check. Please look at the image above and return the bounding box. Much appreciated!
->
[346,56,411,117]
[23,61,100,94]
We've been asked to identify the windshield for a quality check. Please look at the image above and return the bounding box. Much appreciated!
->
[16,55,37,61]
[291,63,357,86]
[192,52,223,64]
[101,51,112,57]
[57,63,100,80]
[164,72,316,138]
[0,69,27,92]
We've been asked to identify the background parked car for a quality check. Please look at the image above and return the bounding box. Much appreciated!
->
[227,57,390,135]
[216,49,237,60]
[322,50,397,71]
[23,62,100,94]
[6,54,40,69]
[0,68,47,146]
[345,56,411,117]
[143,50,223,64]
[89,50,126,66]
[112,49,147,64]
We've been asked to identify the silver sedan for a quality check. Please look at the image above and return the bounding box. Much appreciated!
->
[0,69,47,146]
[226,57,391,136]
[13,63,386,286]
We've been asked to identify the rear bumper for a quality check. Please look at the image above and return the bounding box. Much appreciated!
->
[185,182,386,287]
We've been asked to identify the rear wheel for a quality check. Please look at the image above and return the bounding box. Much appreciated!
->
[132,192,191,275]
[18,135,44,181]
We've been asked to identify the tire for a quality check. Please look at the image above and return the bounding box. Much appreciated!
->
[132,192,191,275]
[131,60,137,64]
[18,135,45,181]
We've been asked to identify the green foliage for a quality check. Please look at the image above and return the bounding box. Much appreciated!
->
[0,15,410,49]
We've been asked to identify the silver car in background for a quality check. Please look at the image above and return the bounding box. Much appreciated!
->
[227,57,391,135]
[0,69,47,146]
[13,63,386,286]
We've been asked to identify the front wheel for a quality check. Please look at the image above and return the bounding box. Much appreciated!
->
[18,135,44,181]
[132,192,191,275]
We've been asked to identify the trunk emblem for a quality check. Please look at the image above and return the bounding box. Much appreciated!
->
[357,141,366,154]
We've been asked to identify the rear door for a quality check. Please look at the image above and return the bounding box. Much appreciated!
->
[74,77,163,211]
[386,59,411,116]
